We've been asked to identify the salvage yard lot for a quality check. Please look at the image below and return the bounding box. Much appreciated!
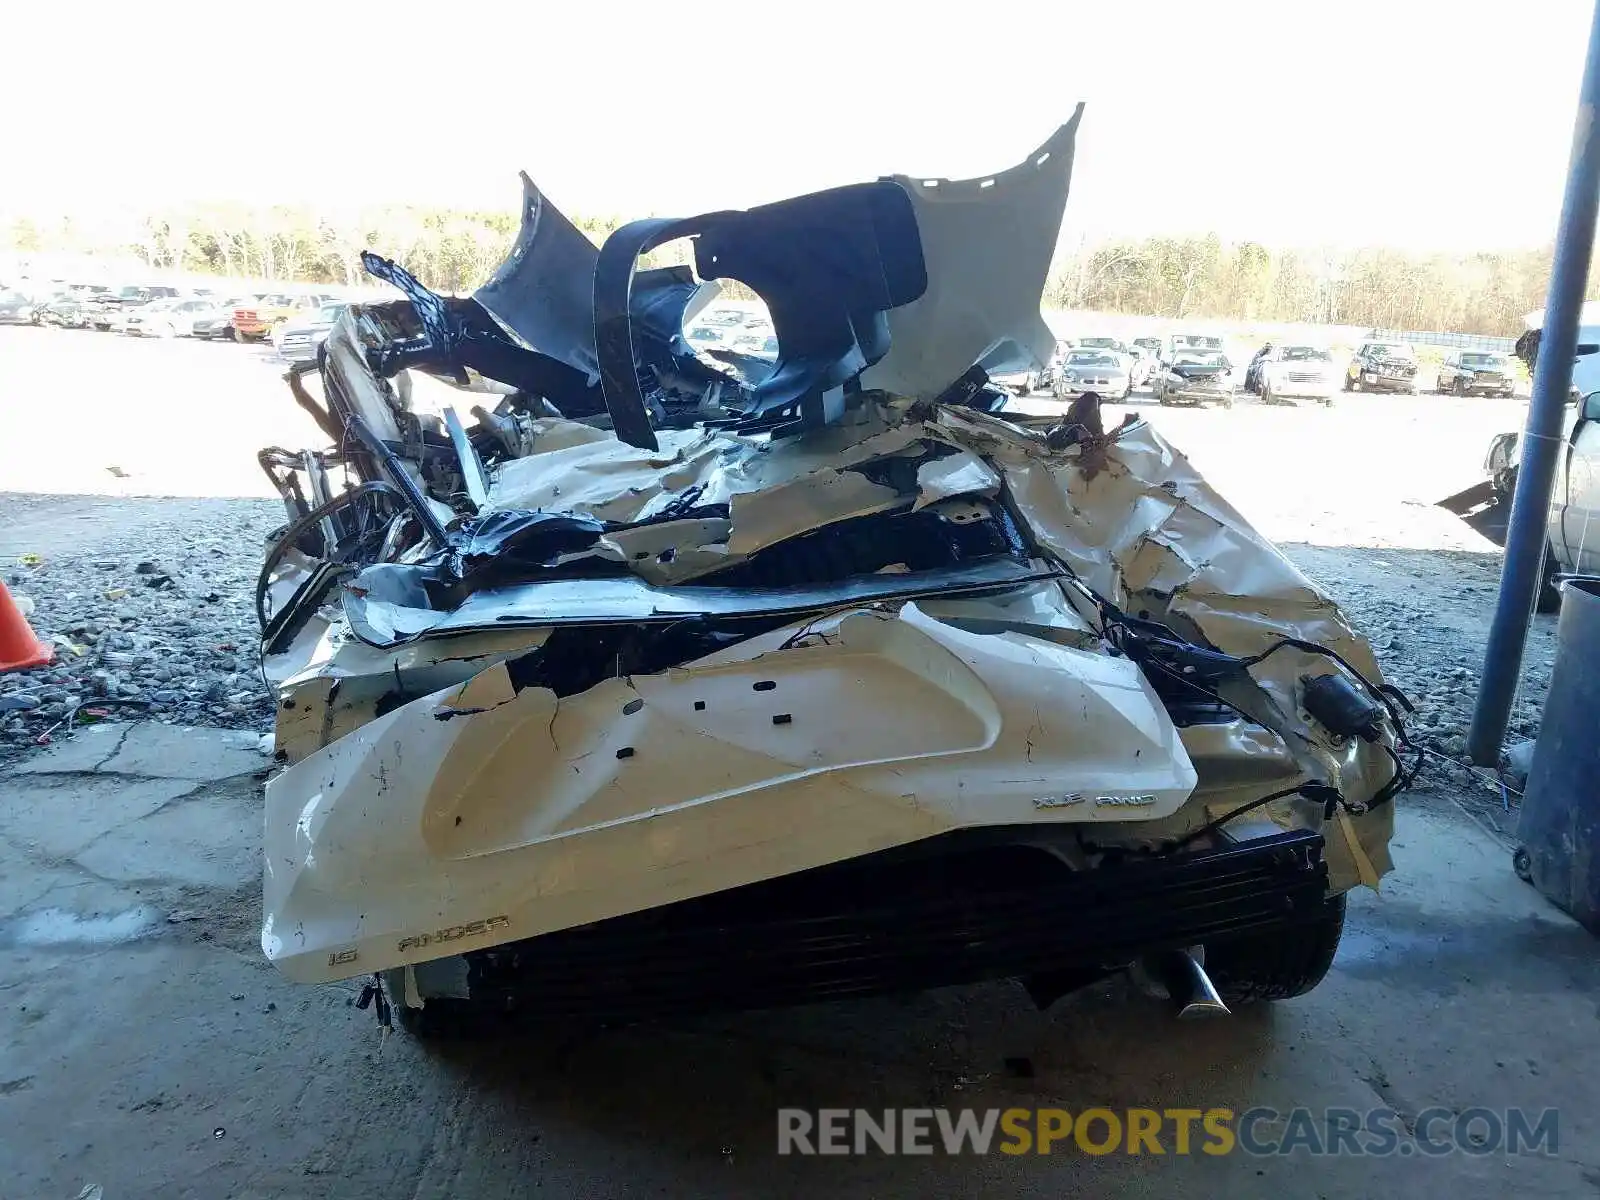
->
[0,323,1588,1198]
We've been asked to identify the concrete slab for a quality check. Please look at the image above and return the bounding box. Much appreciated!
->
[13,722,268,781]
[0,774,195,858]
[10,722,130,774]
[75,784,259,889]
[0,834,82,920]
[1,777,1598,1199]
[98,723,267,781]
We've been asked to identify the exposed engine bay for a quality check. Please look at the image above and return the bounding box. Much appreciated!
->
[256,107,1413,1031]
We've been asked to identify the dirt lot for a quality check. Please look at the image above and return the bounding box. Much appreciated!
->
[0,325,1584,1198]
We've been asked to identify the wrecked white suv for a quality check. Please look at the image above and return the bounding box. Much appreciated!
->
[257,108,1412,1036]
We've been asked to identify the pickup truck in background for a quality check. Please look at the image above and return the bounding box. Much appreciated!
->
[232,293,338,342]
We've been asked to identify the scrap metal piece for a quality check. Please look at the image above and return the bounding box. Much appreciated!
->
[443,408,489,511]
[859,108,1083,398]
[474,172,606,379]
[342,557,1063,647]
[593,182,928,448]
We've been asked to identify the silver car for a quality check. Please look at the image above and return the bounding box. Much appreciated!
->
[1052,350,1132,400]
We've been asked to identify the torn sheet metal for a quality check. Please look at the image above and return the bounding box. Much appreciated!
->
[935,405,1397,888]
[479,409,997,580]
[473,172,605,379]
[859,109,1083,398]
[343,558,1063,648]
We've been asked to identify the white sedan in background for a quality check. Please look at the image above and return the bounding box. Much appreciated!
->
[1257,344,1340,406]
[1053,349,1132,400]
[122,297,215,338]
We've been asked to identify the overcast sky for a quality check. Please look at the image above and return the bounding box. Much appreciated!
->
[4,0,1592,250]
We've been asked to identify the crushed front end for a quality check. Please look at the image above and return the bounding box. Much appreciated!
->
[257,108,1411,1031]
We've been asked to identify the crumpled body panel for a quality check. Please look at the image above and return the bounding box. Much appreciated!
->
[264,602,1195,984]
[940,408,1396,887]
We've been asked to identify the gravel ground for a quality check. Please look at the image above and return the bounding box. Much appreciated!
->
[0,326,1560,831]
[1,495,282,757]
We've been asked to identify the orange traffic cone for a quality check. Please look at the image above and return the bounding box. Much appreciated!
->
[0,581,52,673]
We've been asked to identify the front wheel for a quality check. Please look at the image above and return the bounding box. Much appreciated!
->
[1349,377,1362,393]
[1537,541,1563,613]
[1204,893,1346,1003]
[1453,377,1466,397]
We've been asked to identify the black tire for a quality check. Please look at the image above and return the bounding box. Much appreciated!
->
[1349,376,1361,393]
[1536,542,1562,613]
[1203,893,1346,1003]
[1453,377,1466,397]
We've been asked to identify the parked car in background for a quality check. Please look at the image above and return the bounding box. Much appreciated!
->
[1053,349,1133,400]
[189,297,252,339]
[233,293,337,342]
[1152,348,1237,407]
[729,323,774,353]
[86,285,181,330]
[1164,333,1225,363]
[1017,340,1069,393]
[1345,341,1419,393]
[124,297,219,338]
[1436,350,1517,397]
[1256,344,1340,406]
[1074,336,1129,356]
[1132,336,1163,360]
[275,303,349,362]
[1444,390,1597,610]
[0,289,39,324]
[699,308,747,328]
[38,294,96,328]
[686,324,735,348]
[1072,335,1152,386]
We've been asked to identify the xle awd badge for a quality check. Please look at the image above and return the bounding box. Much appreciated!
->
[1094,794,1157,808]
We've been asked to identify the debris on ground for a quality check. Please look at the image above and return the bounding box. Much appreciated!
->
[0,502,281,759]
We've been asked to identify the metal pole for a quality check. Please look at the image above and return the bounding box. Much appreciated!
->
[1468,0,1600,765]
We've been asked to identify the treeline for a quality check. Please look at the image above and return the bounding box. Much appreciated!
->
[3,207,1567,336]
[1050,236,1557,337]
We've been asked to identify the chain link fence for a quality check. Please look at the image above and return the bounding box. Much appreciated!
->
[1368,328,1517,353]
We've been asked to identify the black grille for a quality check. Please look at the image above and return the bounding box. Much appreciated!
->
[456,827,1327,1020]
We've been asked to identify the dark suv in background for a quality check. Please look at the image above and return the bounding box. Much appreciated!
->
[1345,340,1419,394]
[1435,351,1517,397]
